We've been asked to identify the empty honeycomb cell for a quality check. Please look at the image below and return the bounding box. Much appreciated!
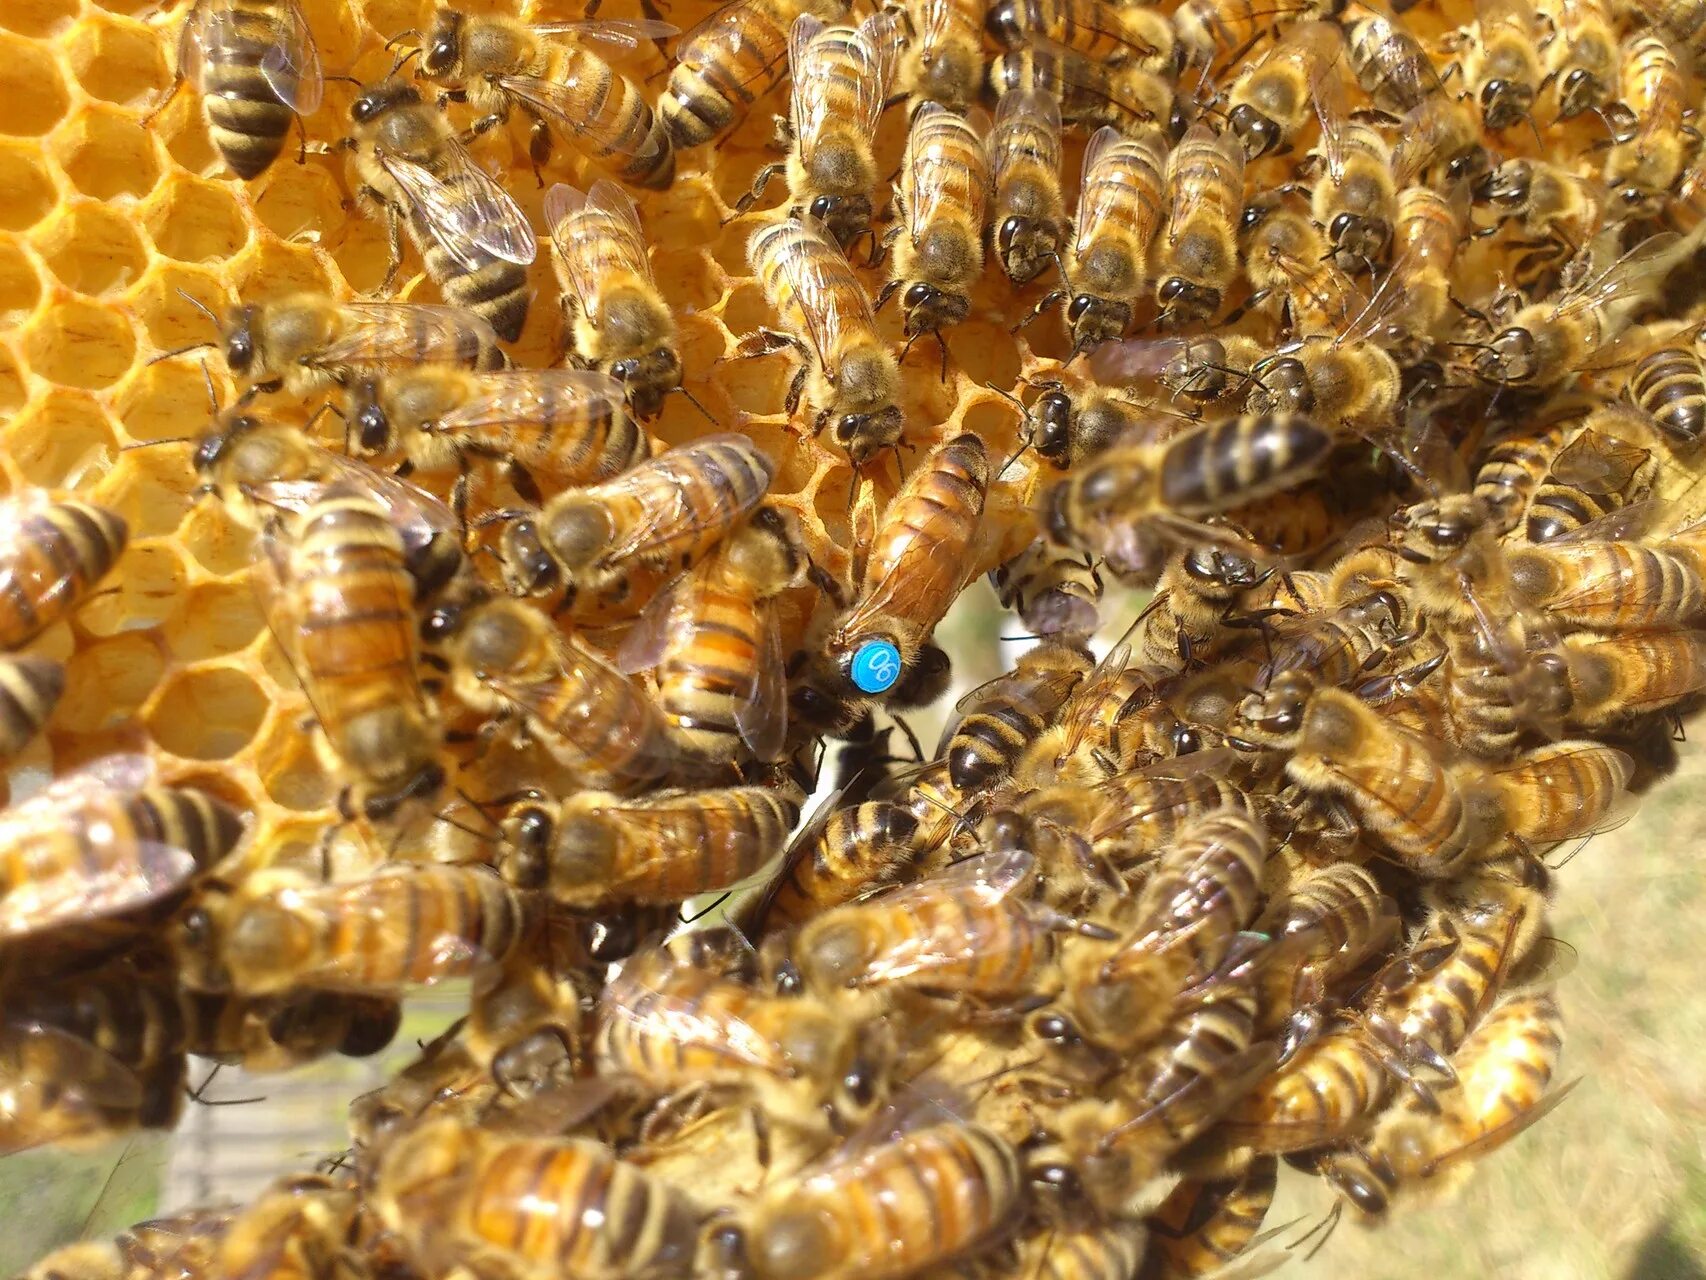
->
[142,176,250,263]
[102,448,197,538]
[129,264,229,355]
[959,398,1019,451]
[326,216,400,297]
[254,711,335,812]
[34,202,150,296]
[53,105,161,200]
[0,36,70,136]
[254,165,345,245]
[76,539,186,636]
[55,633,165,734]
[232,237,334,302]
[953,319,1025,393]
[0,144,57,231]
[655,248,721,313]
[0,240,42,325]
[718,282,768,344]
[66,13,168,104]
[116,362,220,443]
[164,580,265,660]
[20,297,136,389]
[0,349,24,414]
[4,389,119,489]
[175,500,254,577]
[158,95,220,177]
[143,664,267,760]
[0,0,79,36]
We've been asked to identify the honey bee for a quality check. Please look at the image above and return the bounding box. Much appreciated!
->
[1471,406,1578,533]
[1237,195,1361,336]
[1309,111,1395,275]
[1474,158,1602,284]
[1175,0,1319,70]
[1257,588,1414,689]
[1546,628,1706,727]
[616,507,808,763]
[0,494,128,653]
[986,0,1175,70]
[740,14,894,249]
[1343,6,1446,114]
[992,536,1104,636]
[1493,739,1633,845]
[1470,233,1691,388]
[1156,124,1246,324]
[1225,21,1343,159]
[822,433,987,699]
[1131,544,1266,676]
[1380,181,1469,358]
[1535,0,1616,118]
[596,940,889,1134]
[661,0,847,149]
[880,104,990,339]
[1461,0,1543,129]
[946,640,1092,790]
[200,294,505,399]
[1038,412,1333,580]
[1628,324,1706,444]
[1259,862,1398,1038]
[428,594,672,784]
[1234,671,1508,878]
[504,434,774,601]
[744,216,904,464]
[500,784,798,907]
[1012,1221,1149,1280]
[1507,534,1703,629]
[185,988,402,1073]
[711,1120,1022,1280]
[989,42,1175,136]
[1217,1019,1391,1153]
[989,89,1068,285]
[372,1117,699,1280]
[1603,32,1688,215]
[0,757,242,942]
[259,488,445,821]
[160,0,322,181]
[0,655,62,762]
[1145,1157,1280,1280]
[419,9,676,192]
[753,796,923,929]
[1524,411,1659,541]
[787,849,1073,1005]
[213,1174,361,1280]
[1243,321,1403,436]
[1050,126,1167,351]
[891,0,983,110]
[544,181,682,419]
[177,863,524,995]
[1088,751,1261,866]
[1322,991,1570,1215]
[345,79,538,342]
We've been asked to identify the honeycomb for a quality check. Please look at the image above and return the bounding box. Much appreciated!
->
[7,0,1706,1272]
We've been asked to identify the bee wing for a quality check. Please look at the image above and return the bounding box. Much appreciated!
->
[257,0,323,114]
[992,88,1062,185]
[1550,231,1684,320]
[608,791,776,881]
[771,215,867,372]
[530,18,680,47]
[834,493,982,639]
[788,13,830,135]
[1334,254,1412,347]
[545,180,655,307]
[380,147,537,272]
[315,302,502,369]
[1074,126,1123,255]
[1418,1074,1580,1177]
[907,105,987,249]
[599,979,786,1074]
[736,604,788,761]
[601,434,772,564]
[433,368,629,439]
[615,570,695,673]
[1545,424,1653,492]
[1307,35,1351,183]
[487,638,673,779]
[496,73,658,161]
[0,1021,147,1112]
[675,0,789,96]
[790,15,891,158]
[1052,639,1136,763]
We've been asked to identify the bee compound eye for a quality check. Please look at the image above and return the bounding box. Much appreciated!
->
[848,639,903,695]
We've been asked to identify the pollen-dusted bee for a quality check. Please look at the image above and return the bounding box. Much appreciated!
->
[201,294,505,399]
[345,79,538,343]
[0,494,128,653]
[989,89,1068,286]
[544,181,682,419]
[879,104,989,339]
[1054,125,1168,353]
[373,1117,699,1280]
[740,14,894,249]
[596,939,889,1134]
[1308,107,1396,276]
[176,863,524,995]
[991,536,1104,636]
[418,9,677,192]
[0,655,63,762]
[499,784,798,907]
[891,0,983,110]
[503,434,773,601]
[710,1121,1022,1280]
[259,487,446,822]
[161,0,322,180]
[823,433,988,699]
[1156,124,1246,324]
[1462,0,1543,129]
[0,756,243,942]
[745,216,904,465]
[1225,21,1342,159]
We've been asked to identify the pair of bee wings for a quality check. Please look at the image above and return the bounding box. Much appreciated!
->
[596,791,788,882]
[414,368,631,446]
[990,88,1063,178]
[292,866,513,984]
[902,104,990,248]
[1075,125,1167,258]
[1163,124,1247,248]
[598,973,795,1077]
[789,13,895,162]
[933,654,1087,758]
[544,181,657,308]
[1088,748,1253,841]
[179,0,322,114]
[1493,741,1635,843]
[376,145,537,276]
[752,216,876,375]
[490,20,677,160]
[616,566,788,761]
[300,301,502,378]
[0,756,212,942]
[1536,230,1689,323]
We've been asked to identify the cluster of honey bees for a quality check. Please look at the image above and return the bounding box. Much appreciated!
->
[11,0,1706,1272]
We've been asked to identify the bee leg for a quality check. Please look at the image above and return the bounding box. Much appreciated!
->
[505,461,543,508]
[785,367,808,417]
[728,328,801,361]
[1012,289,1066,336]
[526,114,554,187]
[733,163,786,217]
[874,278,902,312]
[138,71,186,128]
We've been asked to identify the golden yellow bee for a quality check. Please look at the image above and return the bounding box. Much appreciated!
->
[1308,108,1395,275]
[753,795,922,929]
[986,0,1174,70]
[989,42,1174,138]
[1535,0,1616,118]
[1055,125,1167,353]
[880,104,989,339]
[1475,157,1605,283]
[1603,31,1688,215]
[891,0,983,111]
[989,88,1068,286]
[1547,629,1706,728]
[1628,324,1706,445]
[1156,124,1247,324]
[1462,0,1543,130]
[1343,7,1446,114]
[1507,537,1703,630]
[0,655,61,763]
[947,638,1093,790]
[0,493,128,653]
[1146,1157,1280,1280]
[1226,21,1342,159]
[345,79,538,342]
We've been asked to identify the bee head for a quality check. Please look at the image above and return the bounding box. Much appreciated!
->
[1029,387,1075,467]
[833,404,904,466]
[500,805,555,889]
[223,305,260,374]
[350,80,419,125]
[1156,276,1220,326]
[351,382,391,454]
[1065,294,1131,353]
[1557,68,1601,119]
[422,10,465,77]
[608,347,682,418]
[997,215,1062,285]
[806,193,873,249]
[1477,158,1531,207]
[1475,326,1538,385]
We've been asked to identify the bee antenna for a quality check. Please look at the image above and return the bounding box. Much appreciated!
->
[148,340,217,366]
[983,381,1026,413]
[200,357,222,415]
[388,46,423,77]
[996,437,1031,481]
[176,288,223,330]
[674,384,721,427]
[385,28,422,52]
[120,437,195,452]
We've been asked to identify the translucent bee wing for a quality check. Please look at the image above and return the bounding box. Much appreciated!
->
[313,303,501,370]
[614,570,693,673]
[604,436,773,563]
[906,106,988,250]
[991,88,1062,187]
[602,794,777,893]
[381,145,538,272]
[531,18,680,46]
[1550,231,1683,321]
[1543,424,1652,492]
[736,605,788,762]
[486,638,673,781]
[791,15,891,164]
[496,70,661,160]
[431,368,629,439]
[675,0,784,97]
[754,215,867,376]
[0,845,199,941]
[788,12,830,132]
[1101,1039,1282,1149]
[258,0,323,114]
[546,180,656,308]
[1307,37,1351,184]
